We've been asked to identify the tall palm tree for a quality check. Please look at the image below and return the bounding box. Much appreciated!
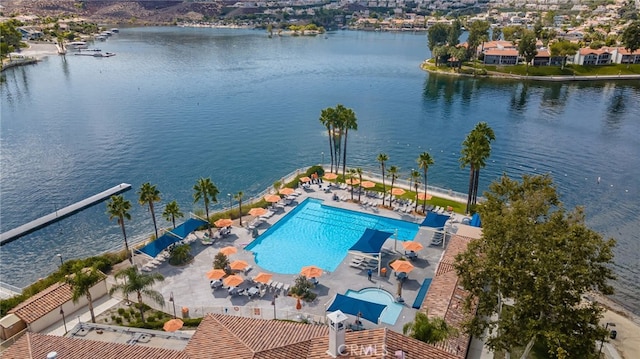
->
[319,107,337,172]
[65,266,104,323]
[234,191,244,226]
[193,177,219,238]
[460,122,495,213]
[377,153,389,206]
[138,182,161,239]
[337,104,358,180]
[162,200,183,229]
[109,267,164,323]
[106,195,133,263]
[356,167,363,203]
[388,165,399,205]
[348,168,357,201]
[410,170,421,211]
[417,152,435,210]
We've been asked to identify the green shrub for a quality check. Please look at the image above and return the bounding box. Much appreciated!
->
[111,314,117,320]
[122,312,131,320]
[115,317,123,324]
[117,308,125,315]
[305,165,324,177]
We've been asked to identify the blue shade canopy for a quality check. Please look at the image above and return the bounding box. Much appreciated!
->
[137,218,208,258]
[327,294,387,324]
[412,278,432,309]
[420,212,450,228]
[470,213,482,227]
[171,218,208,238]
[348,228,393,254]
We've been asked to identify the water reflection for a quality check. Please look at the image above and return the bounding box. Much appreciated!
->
[605,89,626,130]
[509,82,529,113]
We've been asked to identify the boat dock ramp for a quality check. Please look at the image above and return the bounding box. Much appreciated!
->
[0,183,132,246]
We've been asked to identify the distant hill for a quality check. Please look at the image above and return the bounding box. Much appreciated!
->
[1,1,224,24]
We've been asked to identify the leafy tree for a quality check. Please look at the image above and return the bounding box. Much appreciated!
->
[448,19,462,46]
[466,20,490,61]
[65,266,104,323]
[417,152,434,210]
[448,46,466,71]
[502,25,523,42]
[387,165,399,201]
[106,195,133,264]
[213,252,229,272]
[428,22,450,53]
[193,177,219,238]
[110,267,165,323]
[289,275,314,301]
[455,174,616,359]
[234,191,244,226]
[492,26,502,41]
[162,200,183,229]
[432,45,449,67]
[403,311,457,344]
[0,21,22,57]
[460,122,495,214]
[349,168,357,201]
[550,40,579,69]
[138,182,161,239]
[377,153,389,207]
[621,21,640,68]
[518,30,538,70]
[412,176,421,212]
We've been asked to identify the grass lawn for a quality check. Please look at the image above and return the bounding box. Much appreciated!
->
[482,63,640,76]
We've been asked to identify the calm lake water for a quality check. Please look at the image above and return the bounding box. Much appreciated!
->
[1,28,639,314]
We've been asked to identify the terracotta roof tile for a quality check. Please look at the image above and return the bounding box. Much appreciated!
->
[8,282,73,324]
[483,48,519,57]
[2,332,189,359]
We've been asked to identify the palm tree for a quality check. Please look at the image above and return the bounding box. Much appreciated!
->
[109,267,164,323]
[234,191,244,226]
[356,167,363,203]
[377,153,389,206]
[337,104,358,180]
[138,182,161,239]
[410,170,421,211]
[319,107,337,172]
[162,200,183,229]
[417,152,435,210]
[348,168,357,201]
[460,122,495,213]
[387,165,399,205]
[402,311,457,344]
[193,177,219,238]
[65,266,104,323]
[106,195,133,264]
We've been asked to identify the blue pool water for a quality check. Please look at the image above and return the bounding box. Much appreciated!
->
[246,198,418,274]
[345,288,404,325]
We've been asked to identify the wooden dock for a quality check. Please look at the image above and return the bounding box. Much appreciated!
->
[0,183,132,246]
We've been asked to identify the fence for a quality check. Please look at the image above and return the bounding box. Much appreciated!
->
[0,329,27,353]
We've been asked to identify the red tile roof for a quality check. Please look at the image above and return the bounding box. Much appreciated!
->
[483,48,519,57]
[578,47,612,56]
[420,235,476,359]
[2,332,189,359]
[8,282,73,324]
[482,40,515,50]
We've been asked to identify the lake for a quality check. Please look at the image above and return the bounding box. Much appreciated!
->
[1,27,639,314]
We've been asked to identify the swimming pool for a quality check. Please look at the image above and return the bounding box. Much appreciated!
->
[345,288,403,325]
[245,198,418,274]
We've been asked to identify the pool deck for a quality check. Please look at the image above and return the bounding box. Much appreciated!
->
[127,184,465,333]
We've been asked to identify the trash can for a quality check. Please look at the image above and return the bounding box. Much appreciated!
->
[181,307,189,318]
[610,330,617,340]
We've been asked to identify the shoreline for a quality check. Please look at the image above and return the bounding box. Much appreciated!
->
[422,63,640,82]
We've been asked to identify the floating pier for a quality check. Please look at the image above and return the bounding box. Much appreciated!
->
[0,183,132,246]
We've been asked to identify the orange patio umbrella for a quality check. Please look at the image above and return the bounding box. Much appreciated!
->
[300,176,311,183]
[390,260,415,273]
[402,241,424,252]
[214,218,233,228]
[279,188,295,195]
[300,265,323,278]
[219,246,237,256]
[230,260,249,271]
[323,172,338,180]
[345,178,360,185]
[264,194,281,203]
[390,188,406,196]
[253,272,273,284]
[163,318,184,332]
[417,193,433,201]
[223,274,244,287]
[360,181,376,188]
[248,207,268,217]
[206,268,226,280]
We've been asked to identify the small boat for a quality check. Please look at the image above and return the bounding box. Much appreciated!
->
[95,35,107,41]
[67,41,88,50]
[110,28,119,33]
